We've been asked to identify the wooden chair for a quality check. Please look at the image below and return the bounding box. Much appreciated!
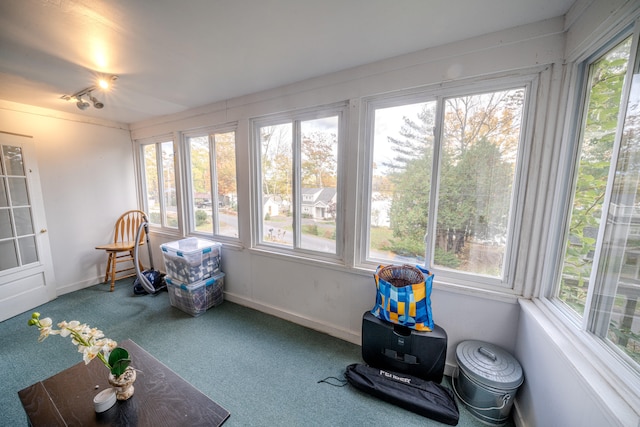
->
[95,210,147,291]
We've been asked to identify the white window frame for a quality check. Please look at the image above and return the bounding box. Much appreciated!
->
[356,74,538,291]
[182,125,240,243]
[541,19,640,410]
[249,102,347,263]
[135,134,182,234]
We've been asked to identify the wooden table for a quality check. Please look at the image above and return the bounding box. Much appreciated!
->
[18,339,230,426]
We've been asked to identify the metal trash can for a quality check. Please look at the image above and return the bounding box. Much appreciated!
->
[453,340,524,426]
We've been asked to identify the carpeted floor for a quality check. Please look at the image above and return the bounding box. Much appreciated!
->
[0,278,516,426]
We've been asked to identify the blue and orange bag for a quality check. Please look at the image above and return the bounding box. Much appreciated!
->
[371,264,434,331]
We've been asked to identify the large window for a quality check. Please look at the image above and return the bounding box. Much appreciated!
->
[140,138,178,229]
[252,104,345,258]
[555,31,640,369]
[186,129,239,239]
[365,83,528,286]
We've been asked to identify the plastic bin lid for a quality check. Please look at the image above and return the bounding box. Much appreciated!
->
[161,237,220,252]
[456,340,523,389]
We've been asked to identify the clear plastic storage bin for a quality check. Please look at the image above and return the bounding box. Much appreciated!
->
[166,272,225,317]
[161,237,221,284]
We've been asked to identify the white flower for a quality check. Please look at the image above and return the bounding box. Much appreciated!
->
[37,317,53,342]
[29,313,126,375]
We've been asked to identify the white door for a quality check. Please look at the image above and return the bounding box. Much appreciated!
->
[0,132,56,322]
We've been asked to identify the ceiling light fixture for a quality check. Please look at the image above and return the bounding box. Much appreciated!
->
[76,97,90,110]
[89,92,104,109]
[61,75,118,111]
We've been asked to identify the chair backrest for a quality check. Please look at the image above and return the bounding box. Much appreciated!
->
[113,210,147,244]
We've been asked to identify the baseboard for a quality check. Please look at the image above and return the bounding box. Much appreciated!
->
[56,276,106,296]
[224,291,361,345]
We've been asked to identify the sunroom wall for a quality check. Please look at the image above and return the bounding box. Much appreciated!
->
[131,17,565,377]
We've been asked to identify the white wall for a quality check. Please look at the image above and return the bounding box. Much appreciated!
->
[0,102,137,294]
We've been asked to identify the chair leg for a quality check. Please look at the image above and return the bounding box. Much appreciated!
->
[109,252,117,292]
[103,252,114,283]
[109,254,117,292]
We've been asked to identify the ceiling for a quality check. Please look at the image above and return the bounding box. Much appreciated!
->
[0,0,576,125]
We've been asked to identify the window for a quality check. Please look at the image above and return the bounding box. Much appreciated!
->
[555,31,640,369]
[140,138,178,229]
[185,129,239,239]
[252,104,345,258]
[364,83,528,286]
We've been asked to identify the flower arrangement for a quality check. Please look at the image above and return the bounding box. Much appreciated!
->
[28,312,131,377]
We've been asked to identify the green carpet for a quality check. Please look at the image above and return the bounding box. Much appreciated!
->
[0,278,515,426]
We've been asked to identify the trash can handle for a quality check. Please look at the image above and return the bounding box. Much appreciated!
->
[478,346,497,361]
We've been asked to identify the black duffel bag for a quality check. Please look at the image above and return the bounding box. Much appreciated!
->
[345,363,459,425]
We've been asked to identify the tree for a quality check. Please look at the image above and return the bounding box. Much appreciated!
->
[261,124,292,199]
[301,131,337,188]
[381,89,523,273]
[559,36,632,311]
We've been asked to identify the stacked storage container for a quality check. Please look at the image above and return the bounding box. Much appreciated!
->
[161,237,224,316]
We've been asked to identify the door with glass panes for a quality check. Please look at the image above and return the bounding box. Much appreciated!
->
[0,132,55,321]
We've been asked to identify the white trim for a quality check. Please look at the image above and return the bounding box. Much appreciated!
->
[249,102,348,260]
[523,298,640,426]
[356,69,543,292]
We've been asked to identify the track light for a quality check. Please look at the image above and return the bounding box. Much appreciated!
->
[76,98,90,110]
[89,93,104,109]
[61,75,117,111]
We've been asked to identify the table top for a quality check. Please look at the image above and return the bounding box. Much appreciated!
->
[18,339,230,427]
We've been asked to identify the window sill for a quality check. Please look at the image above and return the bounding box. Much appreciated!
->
[520,298,640,426]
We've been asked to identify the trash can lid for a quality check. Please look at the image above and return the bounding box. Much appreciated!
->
[456,340,523,389]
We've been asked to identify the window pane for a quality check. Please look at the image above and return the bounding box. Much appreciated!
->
[559,37,632,315]
[2,145,25,176]
[300,117,338,253]
[143,144,160,225]
[369,101,435,264]
[435,89,525,277]
[189,136,213,233]
[161,141,177,228]
[214,132,238,238]
[261,123,292,247]
[591,72,640,365]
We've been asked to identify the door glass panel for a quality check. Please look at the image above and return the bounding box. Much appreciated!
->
[8,177,29,205]
[0,144,39,272]
[14,207,34,235]
[0,209,12,239]
[0,179,7,206]
[18,236,37,264]
[0,240,19,270]
[3,145,25,176]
